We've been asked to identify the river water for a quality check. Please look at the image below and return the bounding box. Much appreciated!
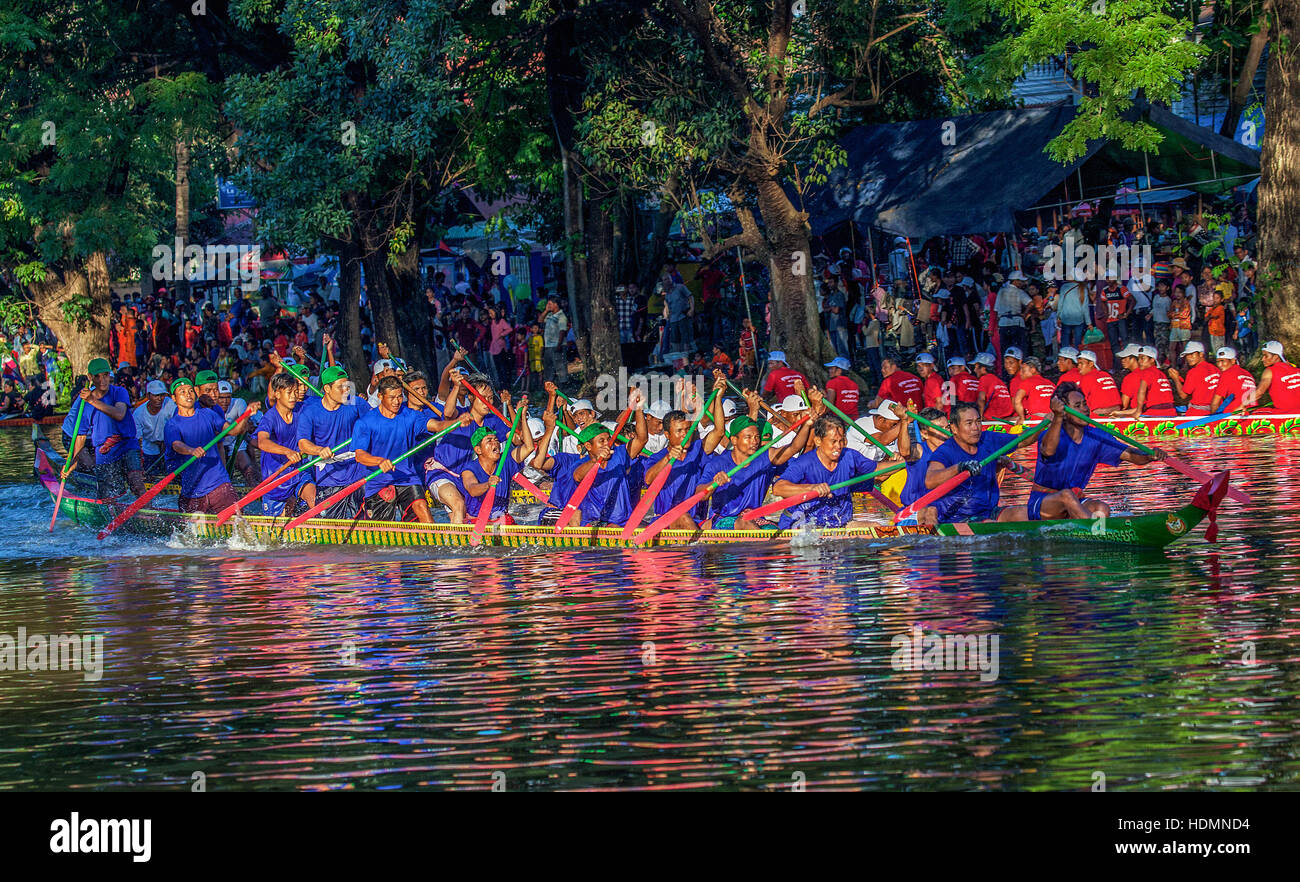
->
[1,427,1297,791]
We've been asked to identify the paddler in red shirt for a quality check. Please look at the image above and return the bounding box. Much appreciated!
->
[1209,346,1258,414]
[1114,343,1145,415]
[946,356,979,411]
[915,353,945,410]
[1076,350,1123,415]
[870,357,922,411]
[1002,346,1025,403]
[972,352,1015,420]
[822,356,861,418]
[1166,341,1220,415]
[1254,341,1300,414]
[1130,345,1177,416]
[1013,357,1056,423]
[760,351,808,403]
[1055,347,1083,386]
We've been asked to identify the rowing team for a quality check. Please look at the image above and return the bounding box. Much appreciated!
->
[876,340,1300,423]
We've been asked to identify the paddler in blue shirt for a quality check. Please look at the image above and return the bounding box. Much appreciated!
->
[296,365,371,519]
[460,416,536,525]
[68,356,146,499]
[769,413,882,528]
[162,377,260,514]
[897,407,951,527]
[636,374,729,529]
[923,402,1021,523]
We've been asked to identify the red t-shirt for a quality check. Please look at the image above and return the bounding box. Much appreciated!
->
[1079,369,1121,410]
[877,370,923,409]
[1020,375,1056,418]
[762,366,807,399]
[1182,361,1221,413]
[953,372,980,403]
[1120,370,1142,407]
[978,373,1014,419]
[1264,361,1300,412]
[921,372,944,409]
[1140,366,1176,415]
[1058,368,1083,387]
[1217,365,1257,409]
[825,375,861,418]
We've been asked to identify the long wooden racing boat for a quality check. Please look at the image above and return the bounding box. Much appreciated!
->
[0,412,64,429]
[985,412,1300,439]
[35,434,1229,550]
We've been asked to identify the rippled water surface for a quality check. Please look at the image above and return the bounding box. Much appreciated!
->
[1,428,1298,791]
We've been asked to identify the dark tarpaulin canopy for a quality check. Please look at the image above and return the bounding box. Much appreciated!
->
[800,99,1259,240]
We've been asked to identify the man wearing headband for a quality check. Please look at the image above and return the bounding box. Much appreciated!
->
[68,357,146,499]
[162,377,260,513]
[296,365,371,519]
[354,375,470,522]
[531,389,648,527]
[459,421,538,526]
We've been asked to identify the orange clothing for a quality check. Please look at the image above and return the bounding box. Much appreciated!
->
[116,315,138,367]
[1205,304,1226,337]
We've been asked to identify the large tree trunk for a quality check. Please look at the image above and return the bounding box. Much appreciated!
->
[1257,0,1300,352]
[174,138,191,303]
[325,230,369,383]
[754,179,836,383]
[386,230,437,378]
[361,246,399,359]
[29,252,112,374]
[579,202,621,396]
[638,175,678,294]
[1219,2,1272,138]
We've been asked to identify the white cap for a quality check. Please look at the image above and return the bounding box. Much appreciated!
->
[527,417,545,439]
[371,358,394,374]
[915,353,936,365]
[869,399,901,420]
[1003,347,1024,361]
[946,356,966,367]
[767,350,787,363]
[1115,344,1142,359]
[1263,340,1284,357]
[570,398,594,412]
[824,357,851,370]
[972,352,996,367]
[1008,270,1028,281]
[961,276,975,288]
[777,394,808,413]
[1181,341,1205,356]
[646,400,672,420]
[1078,350,1099,364]
[217,380,233,394]
[146,380,167,395]
[1216,346,1238,361]
[1138,345,1158,360]
[894,236,907,245]
[1058,347,1080,361]
[722,399,738,417]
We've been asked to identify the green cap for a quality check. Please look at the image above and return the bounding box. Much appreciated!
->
[727,415,760,439]
[195,370,218,385]
[282,363,309,382]
[169,377,194,395]
[87,357,111,376]
[471,426,498,448]
[577,423,612,445]
[320,365,348,385]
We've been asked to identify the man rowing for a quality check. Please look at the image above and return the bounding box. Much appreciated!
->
[870,357,922,411]
[1012,356,1056,423]
[68,357,146,499]
[946,357,979,412]
[1076,350,1123,415]
[922,402,1021,523]
[296,365,371,518]
[162,377,260,513]
[460,418,536,526]
[1208,346,1257,415]
[353,375,470,522]
[896,407,952,527]
[1013,383,1165,521]
[767,414,885,529]
[972,353,1014,421]
[914,353,945,410]
[699,400,814,531]
[1166,341,1220,415]
[636,376,729,530]
[424,372,504,523]
[531,390,648,526]
[254,372,308,516]
[1255,341,1300,413]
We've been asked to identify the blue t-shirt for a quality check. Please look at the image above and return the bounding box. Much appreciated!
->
[702,449,776,519]
[61,403,91,438]
[776,448,875,528]
[256,404,303,503]
[900,444,939,508]
[1033,425,1127,492]
[89,385,139,464]
[928,432,1007,522]
[297,397,369,487]
[462,455,521,519]
[553,447,635,525]
[640,443,707,516]
[353,407,430,490]
[163,408,231,499]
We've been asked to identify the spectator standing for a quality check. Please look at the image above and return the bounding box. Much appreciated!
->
[993,270,1032,358]
[541,297,569,385]
[823,279,849,359]
[488,306,514,387]
[663,271,695,355]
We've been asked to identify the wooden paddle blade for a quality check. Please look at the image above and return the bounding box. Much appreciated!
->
[1166,455,1251,504]
[282,477,367,531]
[631,486,711,546]
[555,462,601,532]
[470,486,497,546]
[741,487,820,522]
[620,458,674,540]
[95,467,183,540]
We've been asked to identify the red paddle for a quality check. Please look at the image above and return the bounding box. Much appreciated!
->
[554,456,602,531]
[620,388,721,540]
[741,460,908,521]
[461,381,550,504]
[471,407,523,545]
[97,405,257,540]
